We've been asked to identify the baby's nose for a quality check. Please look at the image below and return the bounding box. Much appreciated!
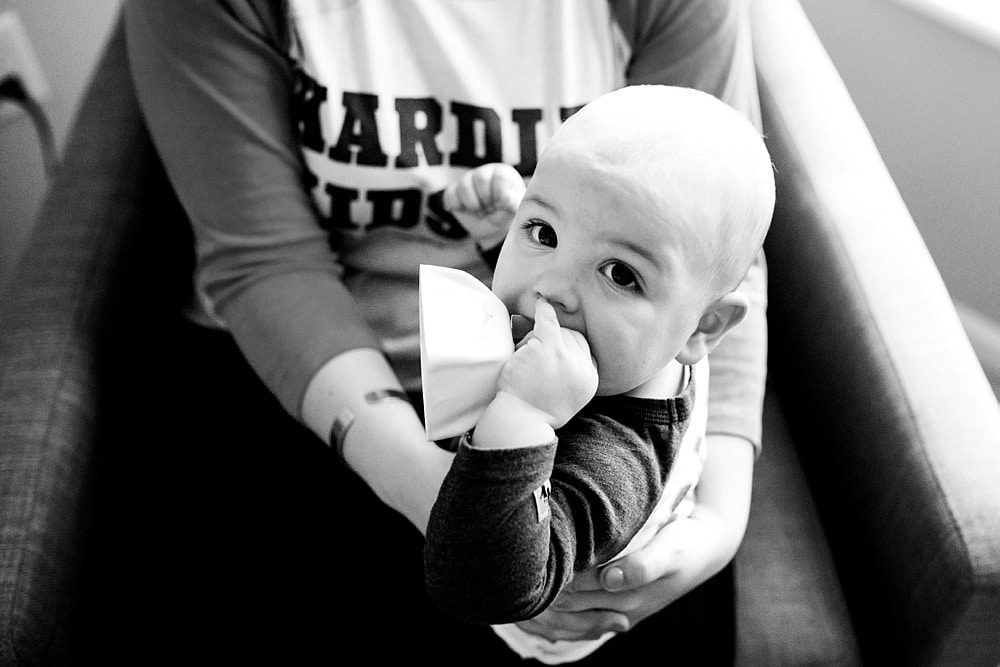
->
[533,270,580,314]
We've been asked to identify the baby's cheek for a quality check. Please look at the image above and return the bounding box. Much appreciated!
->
[591,350,621,396]
[593,348,647,396]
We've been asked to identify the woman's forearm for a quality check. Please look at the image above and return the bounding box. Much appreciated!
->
[704,252,768,450]
[343,403,454,534]
[301,348,453,533]
[691,433,755,562]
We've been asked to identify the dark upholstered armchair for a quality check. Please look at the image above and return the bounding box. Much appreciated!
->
[2,0,998,663]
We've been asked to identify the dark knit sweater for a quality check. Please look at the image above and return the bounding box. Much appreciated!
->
[424,377,694,625]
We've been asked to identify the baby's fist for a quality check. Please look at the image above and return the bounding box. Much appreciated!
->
[498,299,598,428]
[443,164,525,245]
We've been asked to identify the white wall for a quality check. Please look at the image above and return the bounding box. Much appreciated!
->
[799,0,1000,324]
[0,0,120,296]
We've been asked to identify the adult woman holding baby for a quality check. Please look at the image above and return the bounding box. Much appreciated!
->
[117,1,766,663]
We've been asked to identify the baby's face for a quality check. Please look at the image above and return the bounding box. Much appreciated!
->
[492,141,721,396]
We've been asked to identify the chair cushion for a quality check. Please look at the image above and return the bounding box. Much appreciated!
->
[735,389,862,665]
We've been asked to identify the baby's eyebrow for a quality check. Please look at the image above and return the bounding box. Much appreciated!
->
[607,235,663,271]
[522,193,557,214]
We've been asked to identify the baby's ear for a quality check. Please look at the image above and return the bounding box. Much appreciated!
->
[675,292,749,365]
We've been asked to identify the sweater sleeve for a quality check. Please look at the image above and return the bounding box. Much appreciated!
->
[424,422,666,625]
[424,442,566,625]
[124,0,380,416]
[611,0,768,450]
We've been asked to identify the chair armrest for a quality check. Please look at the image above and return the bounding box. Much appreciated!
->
[752,1,1000,664]
[0,16,188,663]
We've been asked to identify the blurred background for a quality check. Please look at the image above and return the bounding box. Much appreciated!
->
[1,0,997,395]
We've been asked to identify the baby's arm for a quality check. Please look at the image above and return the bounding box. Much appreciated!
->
[424,300,598,623]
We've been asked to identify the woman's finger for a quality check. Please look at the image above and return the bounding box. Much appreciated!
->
[550,587,642,615]
[599,521,686,592]
[516,609,628,642]
[563,566,602,592]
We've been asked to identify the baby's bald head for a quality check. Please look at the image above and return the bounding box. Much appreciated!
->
[549,85,775,297]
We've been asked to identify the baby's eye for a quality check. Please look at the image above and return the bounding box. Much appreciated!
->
[601,262,639,289]
[525,221,557,247]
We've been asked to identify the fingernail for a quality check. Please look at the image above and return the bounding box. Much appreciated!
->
[602,566,625,591]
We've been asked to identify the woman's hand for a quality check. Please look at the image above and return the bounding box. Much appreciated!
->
[514,512,736,640]
[514,433,755,641]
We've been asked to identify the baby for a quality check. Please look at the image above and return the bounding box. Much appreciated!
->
[423,84,775,662]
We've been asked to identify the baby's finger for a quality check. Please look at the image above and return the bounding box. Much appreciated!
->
[470,168,494,209]
[514,331,535,351]
[441,184,462,212]
[562,327,592,357]
[455,177,483,211]
[492,166,525,212]
[531,298,562,345]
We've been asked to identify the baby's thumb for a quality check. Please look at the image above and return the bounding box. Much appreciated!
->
[531,298,561,343]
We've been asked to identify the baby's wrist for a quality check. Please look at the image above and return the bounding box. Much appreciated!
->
[472,391,557,449]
